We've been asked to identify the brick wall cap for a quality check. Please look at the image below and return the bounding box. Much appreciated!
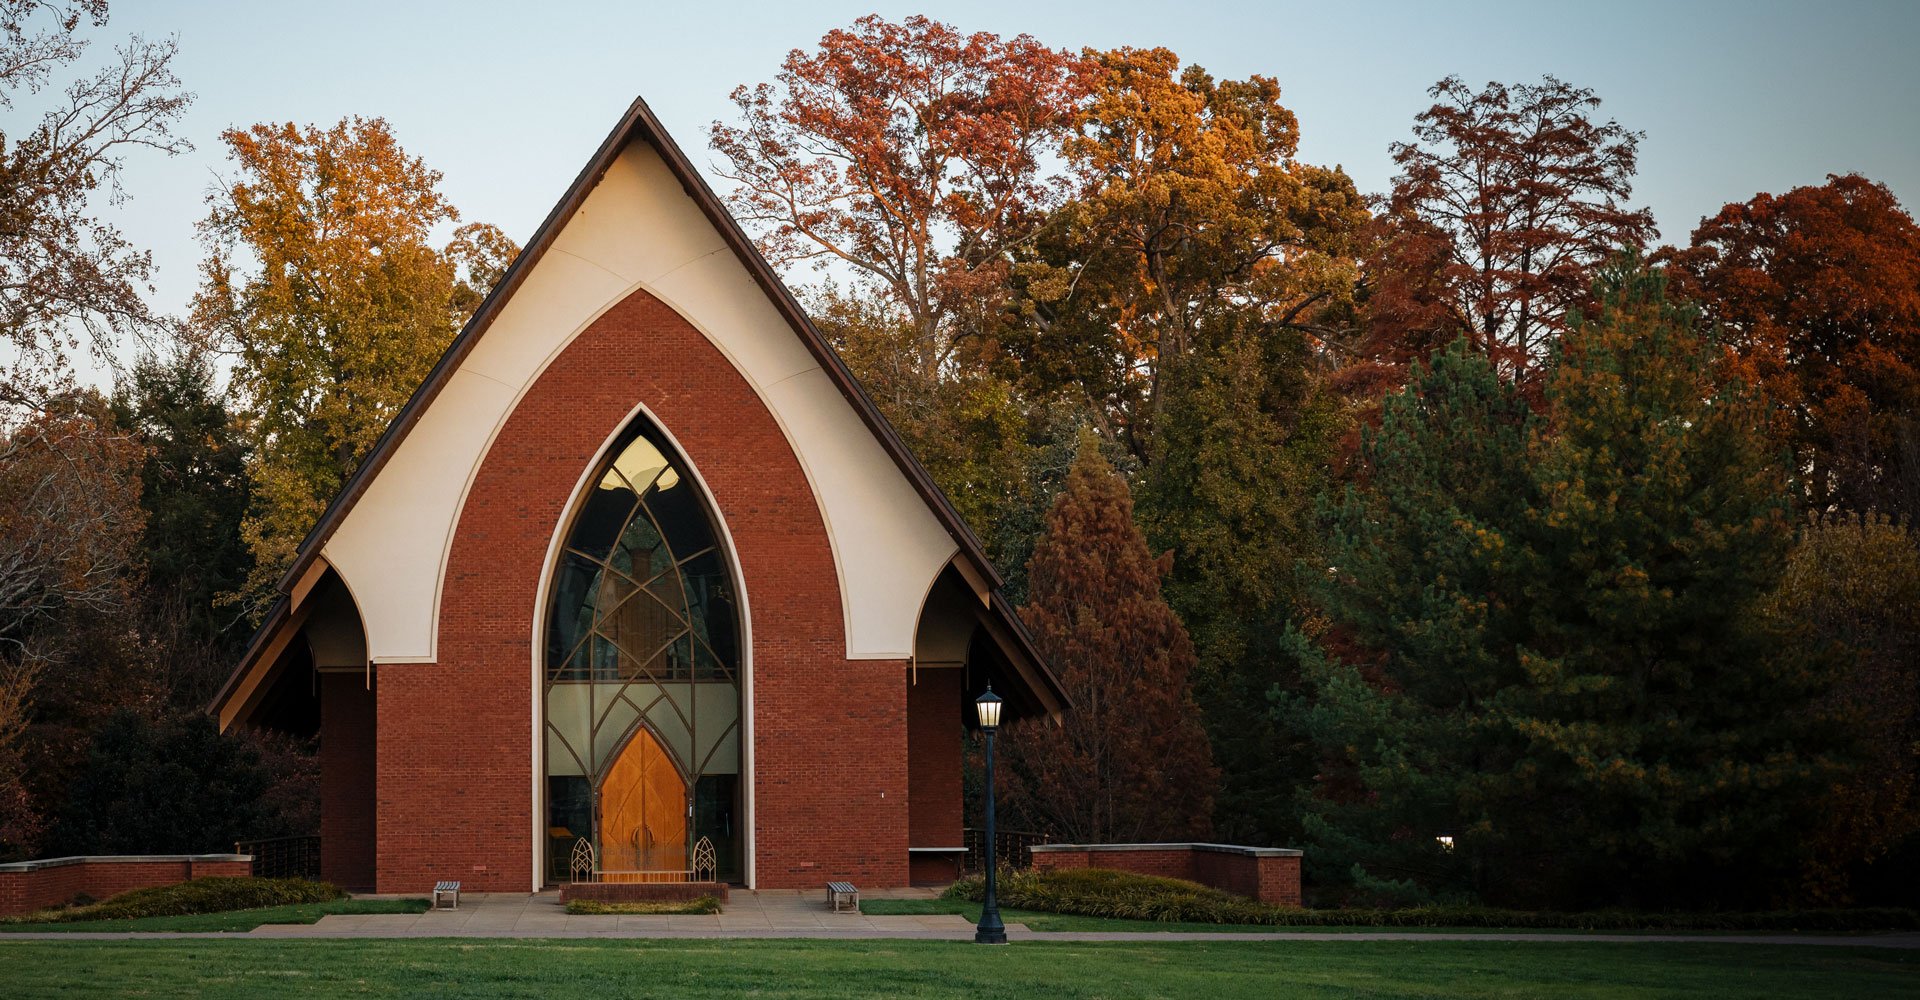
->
[0,854,253,873]
[1028,843,1302,858]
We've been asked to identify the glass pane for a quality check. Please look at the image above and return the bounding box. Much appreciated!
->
[544,417,743,884]
[550,637,591,684]
[610,510,669,583]
[592,571,639,631]
[693,774,740,881]
[645,564,688,620]
[546,553,599,669]
[645,472,714,563]
[692,640,729,682]
[591,632,622,682]
[570,472,639,562]
[611,436,670,497]
[680,550,738,669]
[547,775,592,881]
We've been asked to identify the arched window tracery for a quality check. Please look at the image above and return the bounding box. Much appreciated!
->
[543,417,741,882]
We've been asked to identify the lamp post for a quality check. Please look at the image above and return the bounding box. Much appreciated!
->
[974,685,1007,944]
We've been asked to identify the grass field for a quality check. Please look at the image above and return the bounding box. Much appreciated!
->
[0,938,1911,998]
[0,898,429,934]
[857,899,1879,936]
[861,897,1288,933]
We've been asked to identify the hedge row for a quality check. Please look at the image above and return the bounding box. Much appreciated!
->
[7,877,345,923]
[944,868,1920,931]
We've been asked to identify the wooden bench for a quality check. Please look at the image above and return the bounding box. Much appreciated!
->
[826,881,859,913]
[433,881,460,910]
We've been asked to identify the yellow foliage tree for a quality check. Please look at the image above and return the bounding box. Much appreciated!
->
[193,118,517,614]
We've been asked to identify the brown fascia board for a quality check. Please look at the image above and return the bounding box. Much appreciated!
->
[206,594,291,717]
[211,94,1065,718]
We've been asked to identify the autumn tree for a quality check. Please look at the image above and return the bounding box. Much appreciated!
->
[996,434,1217,841]
[1007,47,1367,454]
[1664,174,1920,522]
[0,393,145,664]
[1287,259,1839,908]
[0,0,191,407]
[193,117,517,612]
[709,14,1086,370]
[0,392,144,859]
[1763,513,1920,903]
[1352,76,1654,388]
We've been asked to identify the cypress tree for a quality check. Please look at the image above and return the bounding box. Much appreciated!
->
[999,432,1219,842]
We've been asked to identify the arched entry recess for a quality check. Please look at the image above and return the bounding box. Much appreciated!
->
[541,413,744,883]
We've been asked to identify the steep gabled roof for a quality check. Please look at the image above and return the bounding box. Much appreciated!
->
[210,95,1065,721]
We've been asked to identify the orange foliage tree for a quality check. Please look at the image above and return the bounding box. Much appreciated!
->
[996,434,1217,842]
[708,14,1087,370]
[1005,47,1367,453]
[1665,174,1920,521]
[1349,76,1654,393]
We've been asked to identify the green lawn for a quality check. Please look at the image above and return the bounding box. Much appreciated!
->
[0,898,429,934]
[858,899,1874,936]
[864,897,1287,933]
[0,938,1911,998]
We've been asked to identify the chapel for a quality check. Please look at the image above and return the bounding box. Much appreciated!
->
[210,96,1066,893]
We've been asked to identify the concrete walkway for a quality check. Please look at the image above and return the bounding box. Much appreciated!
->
[251,887,981,940]
[1,889,1915,947]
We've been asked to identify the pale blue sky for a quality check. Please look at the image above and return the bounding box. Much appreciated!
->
[79,0,1920,327]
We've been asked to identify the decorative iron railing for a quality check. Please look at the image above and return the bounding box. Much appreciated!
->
[235,835,321,880]
[962,827,1051,873]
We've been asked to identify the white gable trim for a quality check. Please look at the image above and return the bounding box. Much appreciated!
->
[319,139,958,667]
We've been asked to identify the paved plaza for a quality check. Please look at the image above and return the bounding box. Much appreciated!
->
[253,887,984,940]
[0,887,1916,946]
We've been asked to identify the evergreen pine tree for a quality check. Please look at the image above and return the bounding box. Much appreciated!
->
[1139,322,1343,845]
[1287,257,1842,907]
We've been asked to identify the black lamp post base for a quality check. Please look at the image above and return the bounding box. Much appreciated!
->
[973,927,1008,945]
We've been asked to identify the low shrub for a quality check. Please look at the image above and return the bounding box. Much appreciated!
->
[943,869,1920,931]
[566,896,721,915]
[4,877,345,924]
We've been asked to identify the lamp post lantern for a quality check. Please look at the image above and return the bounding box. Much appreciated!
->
[974,684,1007,944]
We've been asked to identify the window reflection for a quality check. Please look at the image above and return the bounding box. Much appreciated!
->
[543,420,742,882]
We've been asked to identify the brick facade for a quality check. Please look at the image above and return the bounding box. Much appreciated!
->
[0,856,253,917]
[906,668,965,883]
[320,671,377,891]
[363,285,928,892]
[1029,843,1303,907]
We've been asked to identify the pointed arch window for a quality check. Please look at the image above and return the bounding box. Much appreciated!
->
[543,417,741,882]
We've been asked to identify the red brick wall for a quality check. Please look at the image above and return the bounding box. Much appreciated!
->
[1031,846,1301,907]
[1256,854,1303,908]
[1031,850,1090,872]
[372,285,911,892]
[1033,849,1200,881]
[320,671,377,892]
[905,670,964,885]
[0,858,251,917]
[559,881,730,904]
[907,668,963,849]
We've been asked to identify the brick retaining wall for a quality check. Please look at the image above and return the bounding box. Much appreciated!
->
[558,881,730,904]
[0,855,253,917]
[1028,843,1303,907]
